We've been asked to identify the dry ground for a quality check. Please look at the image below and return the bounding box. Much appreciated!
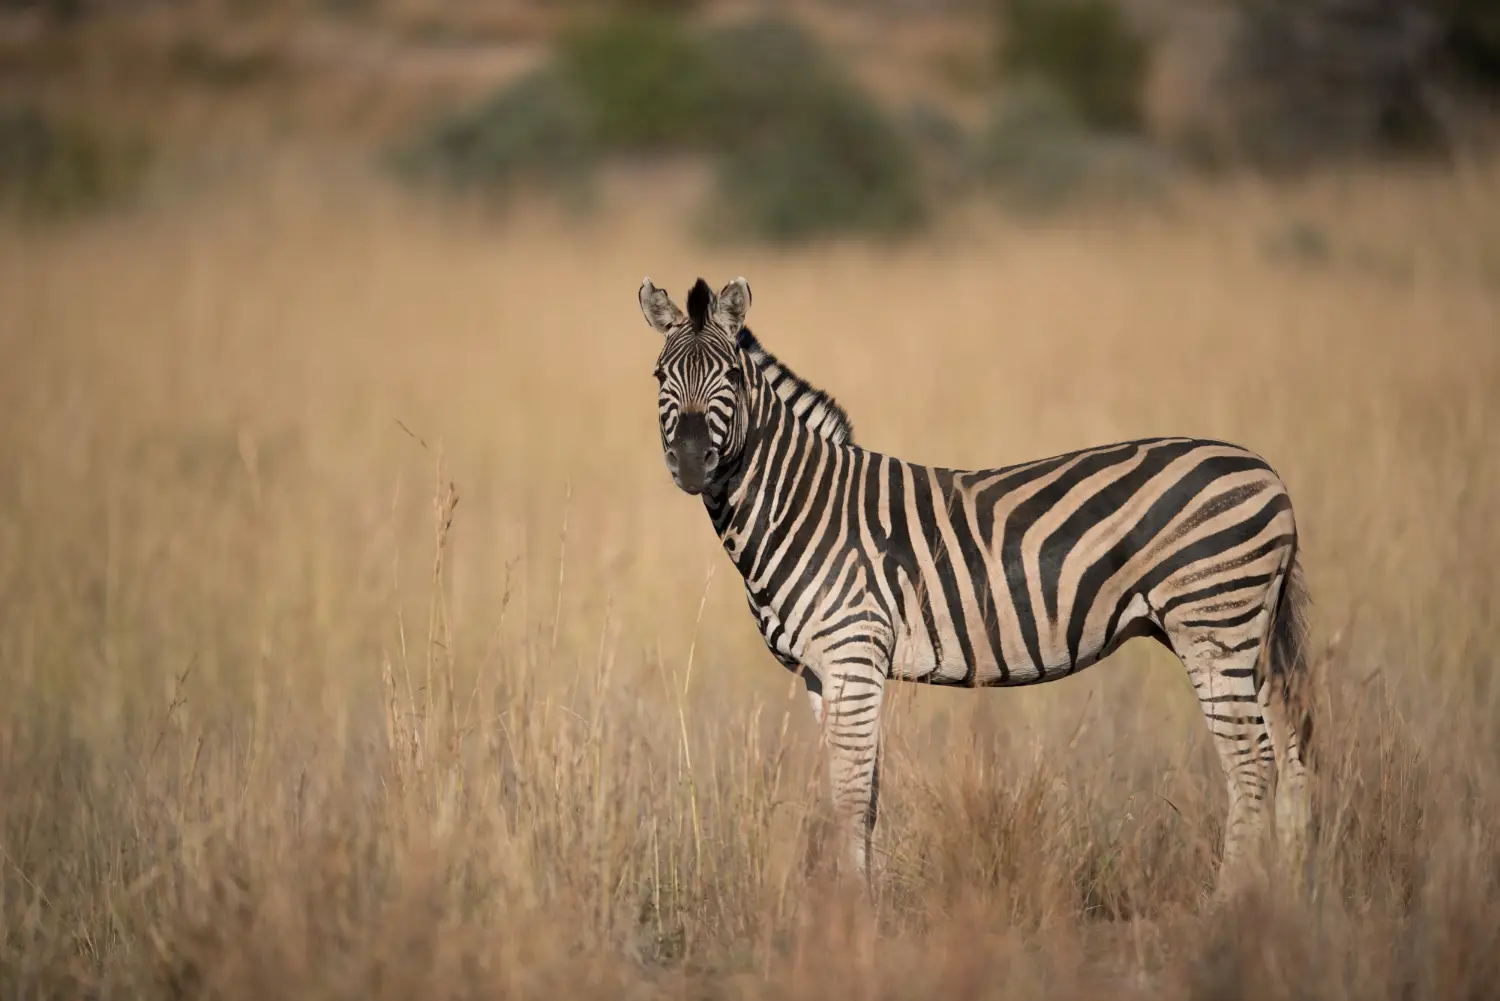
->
[1,158,1498,999]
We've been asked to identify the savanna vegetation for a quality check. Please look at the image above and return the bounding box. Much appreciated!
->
[2,2,1498,999]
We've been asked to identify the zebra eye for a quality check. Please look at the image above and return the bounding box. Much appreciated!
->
[725,368,744,387]
[652,368,666,382]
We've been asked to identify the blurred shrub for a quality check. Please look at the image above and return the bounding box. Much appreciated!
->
[0,0,91,22]
[558,15,711,150]
[168,39,286,89]
[1216,0,1447,170]
[901,99,974,192]
[702,18,925,240]
[715,108,924,242]
[391,67,597,197]
[973,83,1174,213]
[0,107,148,219]
[995,0,1148,132]
[1433,0,1500,85]
[562,0,703,15]
[396,15,925,242]
[1260,219,1333,268]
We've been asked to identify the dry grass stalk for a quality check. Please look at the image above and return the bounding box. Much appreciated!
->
[0,159,1496,999]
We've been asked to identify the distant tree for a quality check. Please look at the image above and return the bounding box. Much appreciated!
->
[995,0,1150,133]
[1218,0,1449,168]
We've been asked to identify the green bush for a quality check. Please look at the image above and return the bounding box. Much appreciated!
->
[995,0,1148,132]
[557,15,712,150]
[902,99,974,192]
[716,104,925,242]
[973,83,1173,213]
[702,18,925,240]
[559,0,702,14]
[0,107,147,219]
[390,67,597,196]
[697,18,838,144]
[395,15,926,242]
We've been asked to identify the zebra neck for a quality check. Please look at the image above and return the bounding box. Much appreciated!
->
[704,388,834,579]
[737,328,854,447]
[704,332,855,573]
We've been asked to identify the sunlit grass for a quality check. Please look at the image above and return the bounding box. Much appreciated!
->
[0,158,1497,998]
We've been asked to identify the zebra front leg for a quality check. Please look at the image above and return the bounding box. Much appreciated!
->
[816,664,887,885]
[801,667,825,727]
[771,650,826,726]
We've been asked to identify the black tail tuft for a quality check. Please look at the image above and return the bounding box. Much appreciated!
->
[1269,548,1314,763]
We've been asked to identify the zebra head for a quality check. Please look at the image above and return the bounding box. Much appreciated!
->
[638,276,752,496]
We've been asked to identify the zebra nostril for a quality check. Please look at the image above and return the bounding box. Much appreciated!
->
[665,448,680,471]
[703,448,720,471]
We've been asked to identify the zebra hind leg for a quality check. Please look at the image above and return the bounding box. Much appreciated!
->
[1168,620,1279,898]
[1262,675,1312,887]
[1260,559,1315,890]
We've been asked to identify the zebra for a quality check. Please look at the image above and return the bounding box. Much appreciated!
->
[638,275,1315,893]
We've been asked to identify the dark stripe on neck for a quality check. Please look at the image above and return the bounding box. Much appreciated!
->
[739,327,855,446]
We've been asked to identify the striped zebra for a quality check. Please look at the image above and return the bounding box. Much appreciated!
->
[639,276,1315,892]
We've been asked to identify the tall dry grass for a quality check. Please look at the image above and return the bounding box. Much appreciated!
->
[1,158,1498,999]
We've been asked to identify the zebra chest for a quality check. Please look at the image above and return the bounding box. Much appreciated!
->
[724,523,877,670]
[743,587,801,663]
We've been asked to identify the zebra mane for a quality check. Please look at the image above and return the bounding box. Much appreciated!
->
[738,328,855,446]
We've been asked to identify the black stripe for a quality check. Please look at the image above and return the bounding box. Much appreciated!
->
[912,468,976,678]
[1064,453,1268,668]
[1205,712,1264,725]
[1128,529,1289,644]
[936,468,1005,684]
[803,567,867,646]
[780,452,854,641]
[1005,443,1147,673]
[884,462,943,668]
[1179,605,1264,630]
[1158,573,1275,618]
[970,453,1078,545]
[747,417,811,583]
[760,436,841,602]
[775,420,820,530]
[818,626,876,653]
[1124,499,1292,628]
[735,408,801,578]
[1038,441,1209,623]
[863,453,887,550]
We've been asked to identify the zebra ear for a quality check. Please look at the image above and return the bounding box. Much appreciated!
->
[639,278,685,335]
[714,277,751,334]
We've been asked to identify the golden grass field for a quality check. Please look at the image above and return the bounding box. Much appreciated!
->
[1,157,1498,999]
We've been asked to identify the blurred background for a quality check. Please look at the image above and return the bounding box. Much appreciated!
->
[3,0,1499,229]
[2,2,1499,999]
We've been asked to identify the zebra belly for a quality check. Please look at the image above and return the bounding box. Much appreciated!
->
[888,584,1157,687]
[745,568,1157,688]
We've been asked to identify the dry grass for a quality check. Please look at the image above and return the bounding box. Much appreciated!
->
[1,157,1498,999]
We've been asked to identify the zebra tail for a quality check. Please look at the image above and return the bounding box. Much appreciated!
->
[1268,545,1315,766]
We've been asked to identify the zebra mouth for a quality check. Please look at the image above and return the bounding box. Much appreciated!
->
[665,433,717,496]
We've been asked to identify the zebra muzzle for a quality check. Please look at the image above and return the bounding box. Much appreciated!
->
[665,421,719,495]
